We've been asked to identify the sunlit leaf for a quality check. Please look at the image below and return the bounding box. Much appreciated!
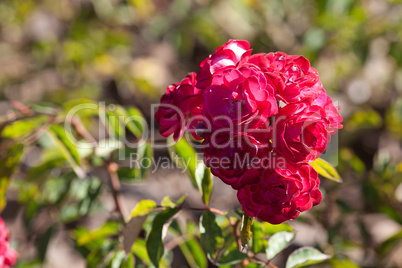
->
[161,196,176,208]
[286,247,331,268]
[330,257,360,268]
[261,222,293,235]
[2,116,47,139]
[0,143,24,213]
[49,124,81,165]
[112,105,144,137]
[195,162,213,205]
[137,142,153,179]
[77,222,121,246]
[266,231,295,260]
[168,137,198,189]
[132,239,151,265]
[310,158,342,182]
[240,214,253,250]
[46,129,86,178]
[251,221,264,254]
[179,238,207,268]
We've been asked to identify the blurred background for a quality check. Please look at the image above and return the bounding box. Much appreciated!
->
[1,0,402,267]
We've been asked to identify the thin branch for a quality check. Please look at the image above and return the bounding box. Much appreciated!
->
[10,100,33,116]
[71,116,98,147]
[107,162,129,222]
[251,255,278,268]
[229,217,241,251]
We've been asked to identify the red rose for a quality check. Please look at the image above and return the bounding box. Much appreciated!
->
[203,133,270,189]
[312,87,343,135]
[202,66,277,130]
[0,218,18,267]
[197,39,250,89]
[272,102,329,163]
[155,72,203,141]
[265,52,321,104]
[237,164,322,224]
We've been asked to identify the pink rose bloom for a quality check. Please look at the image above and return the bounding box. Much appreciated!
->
[155,72,203,141]
[197,39,250,89]
[272,102,329,163]
[237,164,322,224]
[202,133,270,190]
[0,218,18,267]
[202,66,278,130]
[265,52,321,104]
[312,86,343,135]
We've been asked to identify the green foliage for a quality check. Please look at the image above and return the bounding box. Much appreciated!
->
[266,231,295,260]
[146,207,180,267]
[195,162,213,205]
[200,210,223,258]
[168,137,198,189]
[0,143,24,213]
[310,158,343,182]
[286,247,331,268]
[240,214,253,249]
[1,0,401,266]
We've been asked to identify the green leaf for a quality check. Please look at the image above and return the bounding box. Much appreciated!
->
[266,231,295,260]
[168,137,198,189]
[38,225,56,262]
[77,222,121,246]
[121,253,135,268]
[309,158,342,183]
[161,196,176,208]
[131,200,157,217]
[117,167,138,182]
[146,207,180,267]
[62,99,99,117]
[112,105,144,137]
[261,222,293,235]
[46,130,86,178]
[286,247,331,268]
[346,109,382,130]
[179,238,207,268]
[378,230,402,257]
[126,107,145,135]
[106,110,126,139]
[0,143,24,213]
[330,257,360,268]
[137,142,153,179]
[108,250,126,268]
[132,239,151,265]
[240,214,253,250]
[49,124,81,166]
[200,210,223,256]
[195,162,213,205]
[2,116,47,139]
[251,221,264,254]
[216,250,247,266]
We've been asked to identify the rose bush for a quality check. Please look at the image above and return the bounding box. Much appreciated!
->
[156,39,343,224]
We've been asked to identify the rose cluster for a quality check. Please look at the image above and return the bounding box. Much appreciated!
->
[156,40,342,224]
[0,218,17,267]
